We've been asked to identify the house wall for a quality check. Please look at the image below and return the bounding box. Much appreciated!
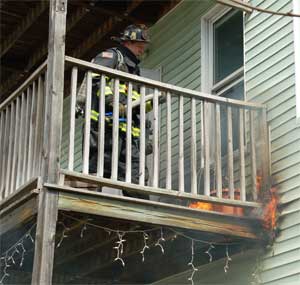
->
[143,0,300,283]
[245,0,300,283]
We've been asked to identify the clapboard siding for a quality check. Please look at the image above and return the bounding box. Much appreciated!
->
[245,0,300,283]
[60,96,83,172]
[143,0,214,191]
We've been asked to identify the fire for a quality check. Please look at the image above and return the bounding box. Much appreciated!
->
[263,187,278,230]
[189,201,213,211]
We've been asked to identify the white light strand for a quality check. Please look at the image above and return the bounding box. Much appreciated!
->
[187,240,198,285]
[155,228,165,254]
[205,244,215,263]
[56,221,70,248]
[0,224,36,285]
[224,245,232,273]
[140,232,150,262]
[80,224,87,239]
[113,231,126,267]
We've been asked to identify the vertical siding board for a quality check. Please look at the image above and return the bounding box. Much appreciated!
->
[245,0,299,282]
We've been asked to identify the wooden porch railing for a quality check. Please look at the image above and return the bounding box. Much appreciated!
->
[63,56,270,205]
[0,61,47,201]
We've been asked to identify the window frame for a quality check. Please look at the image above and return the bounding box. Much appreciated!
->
[201,4,245,96]
[293,0,300,124]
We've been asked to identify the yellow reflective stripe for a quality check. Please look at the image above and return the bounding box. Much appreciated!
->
[96,85,113,97]
[91,110,99,116]
[132,90,140,100]
[146,100,153,112]
[118,123,140,137]
[132,127,140,137]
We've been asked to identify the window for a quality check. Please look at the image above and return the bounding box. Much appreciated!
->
[201,5,244,155]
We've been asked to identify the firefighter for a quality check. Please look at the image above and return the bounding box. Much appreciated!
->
[89,24,152,199]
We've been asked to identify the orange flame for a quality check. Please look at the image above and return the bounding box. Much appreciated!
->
[263,187,278,230]
[189,201,213,211]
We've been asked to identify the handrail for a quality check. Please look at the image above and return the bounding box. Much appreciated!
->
[0,60,47,111]
[65,56,266,110]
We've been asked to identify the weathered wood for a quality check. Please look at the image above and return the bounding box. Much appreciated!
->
[249,110,257,201]
[97,75,106,177]
[66,56,265,109]
[22,87,31,185]
[0,1,48,57]
[16,93,26,189]
[190,97,197,195]
[203,101,210,196]
[82,71,92,174]
[53,185,261,239]
[60,170,261,209]
[239,109,246,201]
[125,82,133,182]
[5,102,14,197]
[178,95,184,192]
[166,91,172,190]
[215,103,222,198]
[32,1,67,284]
[34,76,45,175]
[10,100,19,193]
[68,67,78,171]
[0,198,37,236]
[152,88,159,187]
[0,110,5,196]
[0,60,47,111]
[1,107,10,199]
[28,81,37,179]
[0,177,40,213]
[139,85,146,185]
[111,78,120,180]
[227,106,234,199]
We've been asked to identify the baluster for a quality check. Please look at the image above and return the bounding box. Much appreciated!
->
[125,82,132,182]
[1,108,9,198]
[139,85,146,185]
[152,88,159,188]
[239,108,246,201]
[111,78,120,180]
[97,75,106,177]
[35,76,45,175]
[17,93,26,188]
[22,88,31,185]
[0,111,5,197]
[166,91,172,190]
[5,104,14,197]
[83,71,92,174]
[190,97,197,195]
[250,110,257,200]
[178,95,184,193]
[27,81,37,179]
[68,67,78,171]
[203,101,210,196]
[227,106,234,199]
[10,97,21,193]
[215,103,222,198]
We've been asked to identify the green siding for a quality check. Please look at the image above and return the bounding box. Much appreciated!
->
[245,0,300,283]
[143,0,214,191]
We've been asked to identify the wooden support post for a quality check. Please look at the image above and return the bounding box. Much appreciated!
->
[31,0,67,284]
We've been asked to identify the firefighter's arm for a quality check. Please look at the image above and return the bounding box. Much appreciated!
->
[92,49,118,69]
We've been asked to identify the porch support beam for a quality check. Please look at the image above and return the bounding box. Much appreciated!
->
[47,184,262,240]
[0,1,48,57]
[31,0,67,284]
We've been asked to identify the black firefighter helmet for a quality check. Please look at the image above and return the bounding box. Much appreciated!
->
[113,24,150,43]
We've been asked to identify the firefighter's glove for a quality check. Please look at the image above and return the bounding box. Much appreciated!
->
[119,103,126,117]
[75,103,85,118]
[159,94,166,104]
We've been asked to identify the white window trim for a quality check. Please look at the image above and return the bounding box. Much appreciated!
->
[293,0,300,124]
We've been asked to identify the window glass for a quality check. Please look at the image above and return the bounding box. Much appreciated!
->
[214,11,243,83]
